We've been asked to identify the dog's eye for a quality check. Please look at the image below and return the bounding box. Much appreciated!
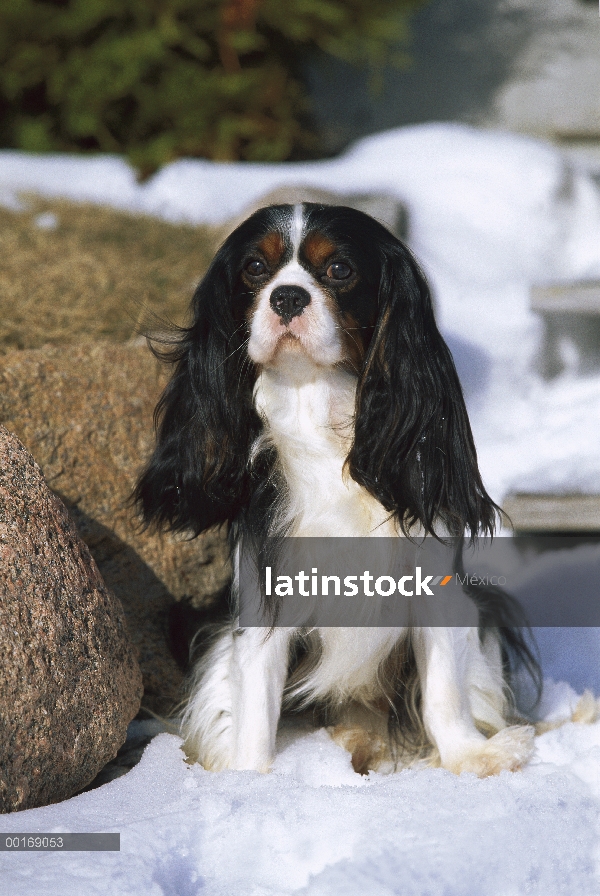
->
[326,262,352,281]
[245,259,267,277]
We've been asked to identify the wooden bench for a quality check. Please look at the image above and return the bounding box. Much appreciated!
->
[503,492,600,532]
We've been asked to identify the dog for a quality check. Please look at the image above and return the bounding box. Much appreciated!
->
[135,203,538,776]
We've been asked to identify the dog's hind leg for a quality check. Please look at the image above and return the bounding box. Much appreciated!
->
[181,625,237,771]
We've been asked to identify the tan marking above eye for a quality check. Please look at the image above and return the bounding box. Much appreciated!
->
[303,233,337,267]
[257,231,285,267]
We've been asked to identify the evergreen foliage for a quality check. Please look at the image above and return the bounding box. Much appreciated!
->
[0,0,423,173]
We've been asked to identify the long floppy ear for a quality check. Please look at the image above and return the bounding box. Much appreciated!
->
[347,238,499,539]
[134,249,261,536]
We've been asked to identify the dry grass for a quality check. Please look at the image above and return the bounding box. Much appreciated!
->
[0,197,217,352]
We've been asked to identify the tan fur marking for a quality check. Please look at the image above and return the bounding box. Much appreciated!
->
[303,233,337,267]
[441,726,535,776]
[329,724,394,775]
[257,231,285,267]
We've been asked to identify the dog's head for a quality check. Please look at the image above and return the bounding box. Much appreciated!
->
[135,203,499,539]
[236,203,381,372]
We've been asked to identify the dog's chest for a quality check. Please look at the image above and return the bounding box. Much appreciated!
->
[254,365,395,537]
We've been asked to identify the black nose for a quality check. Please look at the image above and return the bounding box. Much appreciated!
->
[270,285,311,324]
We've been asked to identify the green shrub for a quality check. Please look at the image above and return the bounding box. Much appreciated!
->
[0,0,423,173]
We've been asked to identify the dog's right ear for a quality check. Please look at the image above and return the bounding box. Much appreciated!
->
[134,248,260,536]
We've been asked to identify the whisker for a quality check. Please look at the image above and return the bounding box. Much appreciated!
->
[341,325,362,355]
[214,335,250,371]
[225,321,249,346]
[237,348,255,392]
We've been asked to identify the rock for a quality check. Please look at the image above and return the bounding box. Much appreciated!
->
[0,426,143,812]
[0,342,231,714]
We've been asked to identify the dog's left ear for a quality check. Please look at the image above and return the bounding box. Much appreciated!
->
[347,238,499,538]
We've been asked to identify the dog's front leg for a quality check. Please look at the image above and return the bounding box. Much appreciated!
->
[182,625,292,772]
[229,626,291,772]
[413,627,534,776]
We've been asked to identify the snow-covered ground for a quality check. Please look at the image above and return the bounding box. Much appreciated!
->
[2,696,600,896]
[2,124,600,893]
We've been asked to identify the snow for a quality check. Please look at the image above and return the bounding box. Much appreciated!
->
[2,714,600,896]
[2,124,600,893]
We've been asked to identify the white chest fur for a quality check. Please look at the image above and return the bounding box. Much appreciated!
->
[253,357,396,538]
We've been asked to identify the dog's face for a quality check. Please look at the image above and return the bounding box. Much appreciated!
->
[226,204,384,372]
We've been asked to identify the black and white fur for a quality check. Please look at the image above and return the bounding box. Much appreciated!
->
[135,203,537,776]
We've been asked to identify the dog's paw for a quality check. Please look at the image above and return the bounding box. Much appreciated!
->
[328,724,396,775]
[535,689,600,735]
[443,725,535,777]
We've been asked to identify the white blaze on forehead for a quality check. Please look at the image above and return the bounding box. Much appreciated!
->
[290,204,304,258]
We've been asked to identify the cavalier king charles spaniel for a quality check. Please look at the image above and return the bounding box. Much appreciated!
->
[135,203,538,777]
